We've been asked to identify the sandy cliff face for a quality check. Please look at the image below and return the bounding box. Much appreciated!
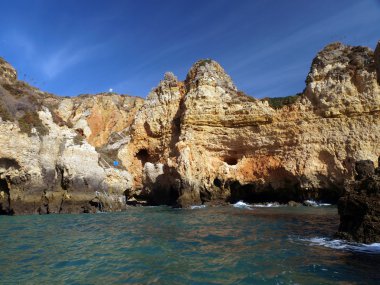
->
[0,65,142,214]
[0,41,379,213]
[122,42,380,207]
[57,94,143,147]
[0,107,134,214]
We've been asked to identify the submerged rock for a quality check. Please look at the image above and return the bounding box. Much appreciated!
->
[336,159,380,243]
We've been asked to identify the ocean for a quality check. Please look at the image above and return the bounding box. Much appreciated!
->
[0,204,379,284]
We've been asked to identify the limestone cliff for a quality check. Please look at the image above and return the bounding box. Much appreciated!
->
[0,41,380,214]
[0,60,142,214]
[122,42,380,207]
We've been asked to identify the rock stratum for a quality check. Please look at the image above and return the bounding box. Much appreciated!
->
[1,41,380,215]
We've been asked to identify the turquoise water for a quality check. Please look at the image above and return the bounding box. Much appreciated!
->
[0,205,379,284]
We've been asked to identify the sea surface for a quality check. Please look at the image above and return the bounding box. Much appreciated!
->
[0,204,379,284]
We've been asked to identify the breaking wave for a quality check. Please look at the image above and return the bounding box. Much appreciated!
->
[233,201,254,210]
[300,237,380,253]
[304,200,332,207]
[190,205,207,210]
[253,203,282,208]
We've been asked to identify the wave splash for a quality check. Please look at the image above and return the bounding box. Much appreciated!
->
[233,201,254,210]
[190,205,207,210]
[301,237,380,253]
[303,200,332,207]
[253,202,282,208]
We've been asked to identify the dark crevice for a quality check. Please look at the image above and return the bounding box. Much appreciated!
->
[136,149,150,165]
[0,158,20,170]
[0,178,13,215]
[223,156,238,166]
[213,178,222,188]
[226,179,341,204]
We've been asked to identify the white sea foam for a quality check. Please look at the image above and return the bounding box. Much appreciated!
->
[190,205,207,209]
[253,202,281,208]
[301,237,380,253]
[304,200,332,207]
[233,201,254,210]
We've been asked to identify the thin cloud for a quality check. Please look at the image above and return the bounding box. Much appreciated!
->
[3,31,35,59]
[230,0,380,73]
[41,42,106,79]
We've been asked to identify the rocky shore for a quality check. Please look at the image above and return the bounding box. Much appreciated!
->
[0,41,380,216]
[336,159,380,243]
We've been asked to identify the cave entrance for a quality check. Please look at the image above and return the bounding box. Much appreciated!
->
[0,178,12,215]
[223,156,238,166]
[0,158,20,171]
[136,149,152,165]
[213,178,222,188]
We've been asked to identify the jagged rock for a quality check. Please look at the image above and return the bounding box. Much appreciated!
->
[0,57,17,83]
[336,159,380,243]
[355,160,375,180]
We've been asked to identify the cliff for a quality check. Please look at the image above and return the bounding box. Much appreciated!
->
[0,41,380,214]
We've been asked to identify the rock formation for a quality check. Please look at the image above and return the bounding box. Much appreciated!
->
[0,40,380,214]
[336,159,380,243]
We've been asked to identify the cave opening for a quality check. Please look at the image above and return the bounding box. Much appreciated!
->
[136,149,151,165]
[0,178,12,215]
[0,158,20,170]
[223,156,238,166]
[213,178,222,188]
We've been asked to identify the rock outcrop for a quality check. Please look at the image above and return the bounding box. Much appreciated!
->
[0,40,380,214]
[123,42,380,207]
[336,159,380,243]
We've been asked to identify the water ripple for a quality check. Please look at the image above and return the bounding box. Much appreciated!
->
[0,206,379,284]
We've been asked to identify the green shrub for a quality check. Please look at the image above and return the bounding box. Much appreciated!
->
[73,134,85,145]
[264,93,302,109]
[18,111,49,136]
[0,102,13,121]
[2,83,25,98]
[236,90,256,103]
[197,59,213,67]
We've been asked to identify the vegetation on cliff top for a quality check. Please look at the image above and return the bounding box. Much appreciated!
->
[263,93,302,109]
[17,111,49,136]
[196,59,213,67]
[0,76,55,136]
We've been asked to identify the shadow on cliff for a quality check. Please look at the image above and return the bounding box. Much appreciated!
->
[221,167,343,204]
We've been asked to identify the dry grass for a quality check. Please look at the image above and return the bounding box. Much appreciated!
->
[18,111,49,136]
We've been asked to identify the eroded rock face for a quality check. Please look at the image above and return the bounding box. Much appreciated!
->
[306,42,379,117]
[336,159,380,243]
[122,44,380,207]
[57,94,144,147]
[1,41,380,213]
[0,108,133,214]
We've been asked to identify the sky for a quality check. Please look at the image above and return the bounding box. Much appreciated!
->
[0,0,379,98]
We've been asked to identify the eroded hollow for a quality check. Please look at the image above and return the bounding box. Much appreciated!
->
[223,156,238,166]
[136,149,159,165]
[0,178,12,215]
[0,158,20,170]
[213,178,222,188]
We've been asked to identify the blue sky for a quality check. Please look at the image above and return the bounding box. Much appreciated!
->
[0,0,379,98]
